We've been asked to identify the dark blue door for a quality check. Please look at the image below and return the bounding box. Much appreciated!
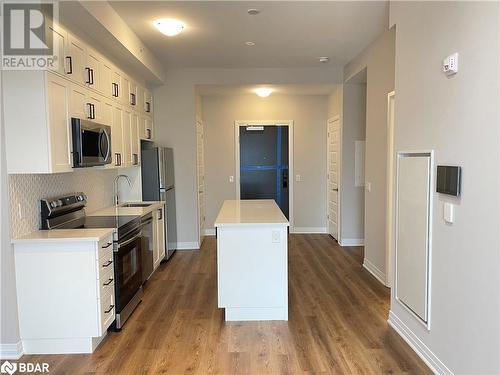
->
[239,126,289,218]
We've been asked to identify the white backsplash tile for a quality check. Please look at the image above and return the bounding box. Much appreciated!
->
[8,169,117,238]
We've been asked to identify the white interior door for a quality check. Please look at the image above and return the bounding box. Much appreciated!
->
[327,117,340,240]
[196,120,206,246]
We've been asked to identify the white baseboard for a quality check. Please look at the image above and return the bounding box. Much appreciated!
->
[204,229,216,236]
[388,311,453,375]
[362,258,388,286]
[0,341,23,359]
[176,242,200,250]
[290,227,327,234]
[339,238,364,246]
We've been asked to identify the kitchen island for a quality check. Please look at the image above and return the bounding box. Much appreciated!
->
[214,200,289,321]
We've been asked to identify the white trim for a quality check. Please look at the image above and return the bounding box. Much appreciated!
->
[234,120,294,228]
[363,258,389,287]
[388,311,453,375]
[290,227,327,234]
[176,242,200,250]
[395,150,434,330]
[326,115,342,242]
[338,238,364,246]
[386,91,395,288]
[204,228,216,236]
[0,341,23,359]
[195,119,206,249]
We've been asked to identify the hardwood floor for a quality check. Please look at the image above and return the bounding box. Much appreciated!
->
[23,234,431,374]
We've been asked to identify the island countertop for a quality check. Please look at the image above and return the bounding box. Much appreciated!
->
[214,199,289,227]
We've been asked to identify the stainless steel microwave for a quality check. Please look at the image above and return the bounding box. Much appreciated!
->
[71,118,112,167]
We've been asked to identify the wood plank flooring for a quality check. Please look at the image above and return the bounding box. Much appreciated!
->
[22,234,431,374]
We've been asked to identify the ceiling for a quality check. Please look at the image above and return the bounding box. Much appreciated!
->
[197,84,337,96]
[110,1,389,69]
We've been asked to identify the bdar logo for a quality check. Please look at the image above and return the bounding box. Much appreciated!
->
[0,361,17,375]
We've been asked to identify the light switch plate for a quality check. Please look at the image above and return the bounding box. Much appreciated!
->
[272,230,280,243]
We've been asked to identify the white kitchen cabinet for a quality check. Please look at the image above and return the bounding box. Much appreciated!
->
[154,206,166,270]
[111,69,123,102]
[4,71,73,174]
[100,59,114,98]
[129,80,138,107]
[85,47,101,91]
[121,75,131,106]
[48,23,68,76]
[66,33,87,86]
[69,82,89,121]
[131,111,141,166]
[111,105,124,167]
[122,108,132,167]
[139,115,153,141]
[144,89,153,115]
[87,92,105,124]
[13,232,116,354]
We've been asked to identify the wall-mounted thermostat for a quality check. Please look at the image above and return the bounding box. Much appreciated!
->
[436,165,461,196]
[443,53,459,75]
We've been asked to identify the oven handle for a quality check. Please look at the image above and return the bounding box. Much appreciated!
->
[117,230,142,249]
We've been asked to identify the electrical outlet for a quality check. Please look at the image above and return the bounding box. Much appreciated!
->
[295,174,301,182]
[272,230,280,243]
[229,176,234,183]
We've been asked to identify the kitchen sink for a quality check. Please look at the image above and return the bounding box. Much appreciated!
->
[120,202,153,208]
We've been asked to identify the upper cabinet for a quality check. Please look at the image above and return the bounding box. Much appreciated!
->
[3,21,155,174]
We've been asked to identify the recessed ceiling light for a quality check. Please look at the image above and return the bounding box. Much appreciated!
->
[154,18,186,37]
[247,9,260,15]
[255,88,273,97]
[318,57,330,63]
[245,41,256,46]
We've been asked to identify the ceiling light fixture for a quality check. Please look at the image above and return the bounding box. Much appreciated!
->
[247,9,260,15]
[154,18,186,37]
[318,56,330,63]
[255,88,273,97]
[245,41,256,46]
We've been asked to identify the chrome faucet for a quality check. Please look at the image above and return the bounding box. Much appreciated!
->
[113,174,132,206]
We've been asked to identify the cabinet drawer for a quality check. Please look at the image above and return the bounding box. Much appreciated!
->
[98,236,113,255]
[97,247,114,280]
[98,265,115,298]
[98,289,115,334]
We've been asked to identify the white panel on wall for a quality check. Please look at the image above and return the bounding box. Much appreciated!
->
[395,151,433,325]
[354,140,365,187]
[8,169,117,238]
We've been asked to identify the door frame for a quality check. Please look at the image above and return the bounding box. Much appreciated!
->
[196,119,205,247]
[386,91,395,287]
[326,115,342,242]
[234,120,294,228]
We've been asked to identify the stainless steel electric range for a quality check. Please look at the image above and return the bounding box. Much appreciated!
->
[41,192,143,330]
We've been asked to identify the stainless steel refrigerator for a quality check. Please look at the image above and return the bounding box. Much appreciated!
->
[141,147,177,260]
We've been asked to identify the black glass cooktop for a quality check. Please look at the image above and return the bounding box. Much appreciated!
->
[56,215,140,238]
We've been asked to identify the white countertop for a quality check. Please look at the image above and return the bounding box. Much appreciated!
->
[214,200,289,227]
[12,228,114,243]
[88,201,165,217]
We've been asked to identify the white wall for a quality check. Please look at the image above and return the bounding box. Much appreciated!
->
[341,84,366,240]
[389,2,500,373]
[201,94,328,231]
[343,28,395,280]
[154,67,342,246]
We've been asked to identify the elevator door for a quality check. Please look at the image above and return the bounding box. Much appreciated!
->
[239,126,289,218]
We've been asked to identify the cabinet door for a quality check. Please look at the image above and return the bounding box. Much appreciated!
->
[47,73,72,173]
[144,90,153,115]
[69,84,88,120]
[87,92,104,124]
[48,23,68,76]
[131,112,140,165]
[111,70,122,102]
[101,60,113,98]
[136,85,145,112]
[101,99,113,127]
[129,80,138,108]
[146,117,153,140]
[122,75,130,106]
[86,48,100,91]
[67,34,86,86]
[112,105,124,167]
[122,109,132,166]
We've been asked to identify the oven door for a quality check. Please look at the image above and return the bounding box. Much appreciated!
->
[114,228,143,313]
[72,118,112,167]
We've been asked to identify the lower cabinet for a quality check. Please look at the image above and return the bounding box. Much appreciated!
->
[13,233,116,354]
[153,205,166,270]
